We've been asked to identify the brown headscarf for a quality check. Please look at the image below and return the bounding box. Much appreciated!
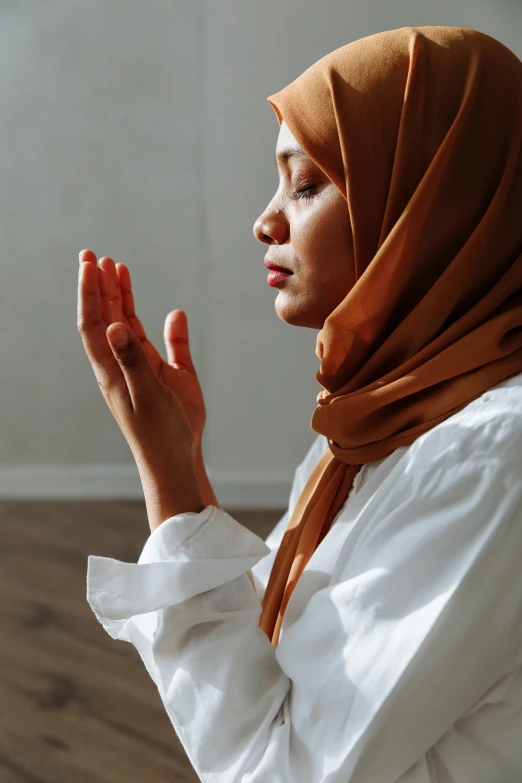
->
[258,26,522,646]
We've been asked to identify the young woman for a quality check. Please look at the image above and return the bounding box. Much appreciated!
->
[82,25,522,782]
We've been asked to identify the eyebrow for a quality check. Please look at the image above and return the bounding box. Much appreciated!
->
[274,145,309,168]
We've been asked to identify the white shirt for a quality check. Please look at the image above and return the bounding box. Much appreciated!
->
[87,370,522,783]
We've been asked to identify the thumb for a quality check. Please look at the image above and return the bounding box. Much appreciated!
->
[164,310,195,372]
[108,323,132,351]
[107,322,157,408]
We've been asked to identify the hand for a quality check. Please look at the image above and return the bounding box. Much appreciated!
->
[77,249,205,528]
[84,250,207,446]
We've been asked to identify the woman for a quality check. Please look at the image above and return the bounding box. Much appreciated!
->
[83,26,522,782]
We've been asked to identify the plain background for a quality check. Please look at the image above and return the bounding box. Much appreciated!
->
[1,0,520,508]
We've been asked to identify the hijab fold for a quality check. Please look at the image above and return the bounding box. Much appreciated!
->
[258,27,522,646]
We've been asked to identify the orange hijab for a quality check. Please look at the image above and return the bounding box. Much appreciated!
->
[258,26,522,646]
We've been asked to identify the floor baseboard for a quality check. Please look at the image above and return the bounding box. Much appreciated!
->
[0,464,292,509]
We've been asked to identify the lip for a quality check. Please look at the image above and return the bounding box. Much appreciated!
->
[264,258,293,274]
[266,269,292,287]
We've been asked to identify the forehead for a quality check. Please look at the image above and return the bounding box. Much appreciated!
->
[275,120,313,167]
[276,120,298,149]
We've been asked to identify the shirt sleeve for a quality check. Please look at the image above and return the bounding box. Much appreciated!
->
[86,457,522,783]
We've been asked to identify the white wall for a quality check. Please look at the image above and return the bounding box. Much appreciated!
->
[0,0,520,508]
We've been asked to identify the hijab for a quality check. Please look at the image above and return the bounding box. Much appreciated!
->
[258,26,522,646]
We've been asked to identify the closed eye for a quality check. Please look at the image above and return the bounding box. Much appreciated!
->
[291,186,316,201]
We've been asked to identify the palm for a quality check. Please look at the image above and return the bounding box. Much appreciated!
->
[148,338,206,438]
[97,257,206,440]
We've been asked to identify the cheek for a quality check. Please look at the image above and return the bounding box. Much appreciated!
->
[296,199,352,282]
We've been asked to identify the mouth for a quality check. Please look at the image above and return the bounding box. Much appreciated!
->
[264,258,293,287]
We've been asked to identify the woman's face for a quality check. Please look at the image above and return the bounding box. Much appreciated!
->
[253,120,355,330]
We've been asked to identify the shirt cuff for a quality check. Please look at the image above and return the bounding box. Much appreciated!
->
[86,504,271,641]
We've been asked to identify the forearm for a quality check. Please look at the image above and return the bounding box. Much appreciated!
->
[133,437,219,534]
[193,440,257,587]
[86,508,280,781]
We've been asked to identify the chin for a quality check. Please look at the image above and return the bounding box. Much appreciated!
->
[274,297,324,330]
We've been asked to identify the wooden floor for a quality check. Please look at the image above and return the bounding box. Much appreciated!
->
[0,500,282,783]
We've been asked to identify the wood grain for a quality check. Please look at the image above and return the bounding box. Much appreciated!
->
[0,501,281,783]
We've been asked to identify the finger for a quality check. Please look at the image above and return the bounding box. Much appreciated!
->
[99,257,125,324]
[116,262,147,341]
[79,248,97,266]
[79,250,113,325]
[164,310,195,372]
[116,262,163,372]
[107,321,158,412]
[97,265,111,324]
[78,250,101,323]
[78,259,124,394]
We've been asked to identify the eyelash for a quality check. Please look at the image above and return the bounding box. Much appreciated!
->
[291,185,316,201]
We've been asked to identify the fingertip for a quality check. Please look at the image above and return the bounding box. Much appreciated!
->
[79,249,96,263]
[166,309,182,324]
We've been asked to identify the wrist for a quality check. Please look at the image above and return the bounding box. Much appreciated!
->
[193,431,204,455]
[192,435,220,509]
[135,454,206,533]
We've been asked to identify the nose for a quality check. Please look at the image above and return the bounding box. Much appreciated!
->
[252,215,269,244]
[253,206,288,246]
